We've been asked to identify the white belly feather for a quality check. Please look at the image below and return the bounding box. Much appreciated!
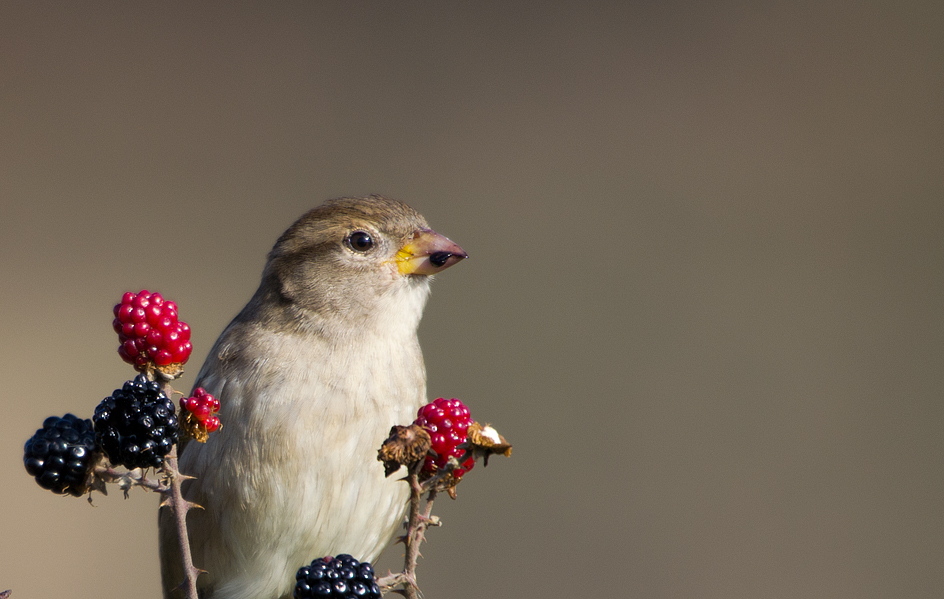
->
[178,324,425,599]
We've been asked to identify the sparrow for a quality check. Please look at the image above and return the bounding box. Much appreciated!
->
[159,196,467,599]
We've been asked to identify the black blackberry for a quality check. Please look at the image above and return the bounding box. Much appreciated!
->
[93,374,179,469]
[294,554,381,599]
[24,413,99,496]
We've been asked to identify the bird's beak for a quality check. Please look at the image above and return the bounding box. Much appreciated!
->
[394,229,468,275]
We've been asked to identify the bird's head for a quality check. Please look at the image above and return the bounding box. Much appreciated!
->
[257,195,466,333]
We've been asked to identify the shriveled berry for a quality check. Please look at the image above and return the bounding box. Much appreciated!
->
[113,290,193,372]
[24,413,99,496]
[94,375,179,469]
[413,397,475,480]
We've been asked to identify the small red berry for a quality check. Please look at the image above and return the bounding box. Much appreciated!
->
[204,416,221,433]
[156,316,175,333]
[154,349,173,365]
[121,339,139,357]
[146,330,163,347]
[146,304,162,325]
[171,341,192,363]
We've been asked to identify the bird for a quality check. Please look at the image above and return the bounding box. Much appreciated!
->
[159,196,467,599]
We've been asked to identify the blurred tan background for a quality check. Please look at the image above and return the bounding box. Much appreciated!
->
[2,2,942,597]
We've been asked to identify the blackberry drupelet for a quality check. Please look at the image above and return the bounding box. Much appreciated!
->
[94,374,179,469]
[23,413,99,496]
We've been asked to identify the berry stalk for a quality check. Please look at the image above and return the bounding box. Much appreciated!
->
[92,463,168,496]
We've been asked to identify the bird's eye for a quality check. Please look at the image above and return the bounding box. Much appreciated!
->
[347,231,374,252]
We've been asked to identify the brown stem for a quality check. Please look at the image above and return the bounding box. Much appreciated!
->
[377,463,441,598]
[401,474,425,599]
[162,450,201,599]
[158,380,202,599]
[93,464,167,493]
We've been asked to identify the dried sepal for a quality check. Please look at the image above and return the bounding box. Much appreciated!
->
[180,411,211,443]
[118,468,145,497]
[466,422,512,465]
[85,461,109,503]
[423,467,458,493]
[378,424,432,477]
[71,451,108,499]
[149,362,186,382]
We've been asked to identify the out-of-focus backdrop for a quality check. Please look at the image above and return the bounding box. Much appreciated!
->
[2,2,942,597]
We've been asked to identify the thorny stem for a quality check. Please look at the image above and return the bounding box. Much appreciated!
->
[403,470,440,599]
[162,449,201,599]
[93,464,168,495]
[377,464,436,597]
[158,380,202,599]
[377,449,475,597]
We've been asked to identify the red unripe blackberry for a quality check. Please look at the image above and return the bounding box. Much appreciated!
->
[181,387,222,438]
[294,554,381,599]
[93,375,179,469]
[413,397,474,480]
[24,413,99,496]
[113,290,192,372]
